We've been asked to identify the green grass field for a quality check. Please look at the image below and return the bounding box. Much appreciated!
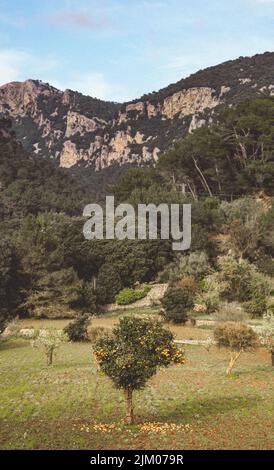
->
[0,313,273,450]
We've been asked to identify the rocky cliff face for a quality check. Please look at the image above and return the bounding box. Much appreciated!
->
[1,52,274,170]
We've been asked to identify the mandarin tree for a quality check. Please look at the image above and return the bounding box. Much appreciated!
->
[93,317,184,424]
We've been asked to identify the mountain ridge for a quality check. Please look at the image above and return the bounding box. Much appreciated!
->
[1,51,274,170]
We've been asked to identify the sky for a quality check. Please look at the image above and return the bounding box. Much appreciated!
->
[0,0,274,102]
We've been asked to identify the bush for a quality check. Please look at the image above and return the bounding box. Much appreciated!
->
[0,317,20,338]
[217,256,253,302]
[268,304,274,315]
[115,285,151,305]
[159,251,211,283]
[216,256,269,315]
[244,298,267,317]
[89,326,111,343]
[259,312,274,356]
[214,322,259,374]
[214,322,259,351]
[196,273,221,313]
[161,287,194,324]
[176,276,198,294]
[64,313,91,342]
[215,303,249,323]
[227,218,261,260]
[220,197,263,224]
[254,253,274,276]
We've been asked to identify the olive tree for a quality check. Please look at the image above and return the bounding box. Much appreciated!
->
[33,329,68,365]
[214,322,259,374]
[93,317,185,424]
[259,312,274,366]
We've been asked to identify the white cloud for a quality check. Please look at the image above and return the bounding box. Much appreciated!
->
[0,49,59,85]
[65,72,112,98]
[0,49,29,83]
[46,10,99,29]
[43,8,112,31]
[54,72,126,101]
[0,48,125,101]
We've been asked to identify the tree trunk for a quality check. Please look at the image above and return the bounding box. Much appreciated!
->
[188,183,198,201]
[47,348,53,366]
[215,163,222,194]
[239,253,244,264]
[226,351,242,375]
[124,388,134,424]
[193,158,213,197]
[271,351,274,367]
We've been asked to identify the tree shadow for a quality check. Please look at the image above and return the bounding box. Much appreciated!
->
[236,364,271,375]
[0,339,28,350]
[155,395,261,423]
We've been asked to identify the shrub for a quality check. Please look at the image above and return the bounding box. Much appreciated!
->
[202,291,220,313]
[259,312,274,358]
[1,317,20,338]
[159,251,211,283]
[244,298,267,317]
[268,304,274,315]
[89,326,111,343]
[115,285,151,305]
[215,303,249,323]
[254,253,274,276]
[176,276,198,294]
[196,273,221,313]
[93,317,185,424]
[214,322,259,374]
[220,197,264,225]
[161,287,194,324]
[64,313,91,342]
[243,271,269,316]
[217,256,253,302]
[216,256,269,315]
[227,218,261,260]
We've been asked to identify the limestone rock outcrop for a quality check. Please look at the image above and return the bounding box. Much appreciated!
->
[1,52,274,169]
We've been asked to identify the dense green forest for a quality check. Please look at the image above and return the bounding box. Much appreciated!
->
[158,97,274,197]
[0,97,274,329]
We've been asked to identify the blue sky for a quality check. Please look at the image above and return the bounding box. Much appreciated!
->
[0,0,274,102]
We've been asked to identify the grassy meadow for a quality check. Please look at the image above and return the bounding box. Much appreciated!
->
[0,309,273,450]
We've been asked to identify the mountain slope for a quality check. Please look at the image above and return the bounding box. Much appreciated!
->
[1,52,274,170]
[0,117,97,219]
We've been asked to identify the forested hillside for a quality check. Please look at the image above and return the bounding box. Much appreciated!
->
[158,97,274,197]
[0,96,273,327]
